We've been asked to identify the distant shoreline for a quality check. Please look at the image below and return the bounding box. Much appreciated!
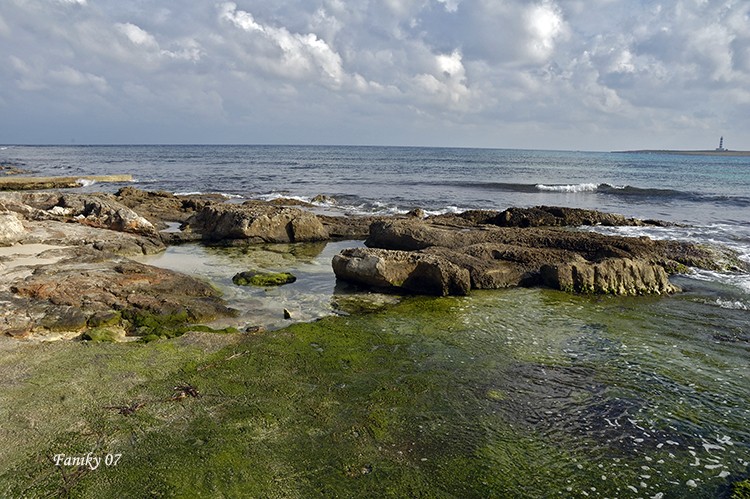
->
[613,149,750,157]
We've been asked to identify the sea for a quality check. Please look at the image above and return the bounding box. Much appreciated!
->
[2,144,749,497]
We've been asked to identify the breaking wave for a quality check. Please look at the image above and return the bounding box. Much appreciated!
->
[535,183,600,192]
[409,180,750,208]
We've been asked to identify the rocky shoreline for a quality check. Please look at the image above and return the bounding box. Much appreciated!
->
[1,187,746,341]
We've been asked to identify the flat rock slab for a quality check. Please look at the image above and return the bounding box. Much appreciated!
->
[0,175,133,191]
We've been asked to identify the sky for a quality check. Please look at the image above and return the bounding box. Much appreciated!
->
[1,0,749,151]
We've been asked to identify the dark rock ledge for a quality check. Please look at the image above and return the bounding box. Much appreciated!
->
[332,207,743,297]
[1,189,746,339]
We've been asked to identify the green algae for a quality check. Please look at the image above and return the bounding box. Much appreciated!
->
[81,328,119,343]
[1,286,748,497]
[232,270,297,287]
[733,479,750,499]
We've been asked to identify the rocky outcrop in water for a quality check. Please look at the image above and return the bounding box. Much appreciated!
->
[2,187,745,338]
[332,218,737,296]
[183,202,329,244]
[332,247,471,296]
[429,205,672,228]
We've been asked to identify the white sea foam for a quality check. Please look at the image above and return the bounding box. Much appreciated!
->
[714,299,749,310]
[423,205,468,216]
[174,191,243,199]
[536,183,599,193]
[257,192,311,203]
[690,269,750,295]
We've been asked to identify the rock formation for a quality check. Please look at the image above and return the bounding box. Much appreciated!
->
[2,187,746,339]
[332,218,742,296]
[0,191,234,340]
[182,202,329,244]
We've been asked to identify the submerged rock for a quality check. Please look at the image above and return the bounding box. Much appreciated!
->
[232,271,297,287]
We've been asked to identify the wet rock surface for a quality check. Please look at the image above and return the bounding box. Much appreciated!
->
[333,218,743,296]
[0,191,235,340]
[1,187,746,338]
[182,202,329,244]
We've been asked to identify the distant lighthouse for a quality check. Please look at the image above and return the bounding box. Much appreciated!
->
[716,136,727,151]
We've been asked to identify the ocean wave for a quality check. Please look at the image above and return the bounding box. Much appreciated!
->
[174,191,243,199]
[535,183,600,193]
[689,269,750,296]
[713,299,749,311]
[418,180,750,207]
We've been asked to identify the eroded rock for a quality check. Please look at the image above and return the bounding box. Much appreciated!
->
[0,212,25,245]
[332,247,471,296]
[184,202,328,243]
[334,217,736,296]
[7,256,236,339]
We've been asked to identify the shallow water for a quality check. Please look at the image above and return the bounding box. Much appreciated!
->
[132,241,750,497]
[135,240,400,330]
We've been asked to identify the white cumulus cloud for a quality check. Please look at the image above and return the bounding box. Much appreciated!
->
[0,0,748,148]
[116,23,158,48]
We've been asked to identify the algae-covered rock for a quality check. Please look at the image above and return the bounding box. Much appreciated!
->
[81,328,120,342]
[8,258,237,338]
[232,271,297,287]
[733,479,750,499]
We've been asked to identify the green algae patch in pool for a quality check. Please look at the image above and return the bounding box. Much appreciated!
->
[232,270,297,287]
[2,288,749,498]
[733,479,750,499]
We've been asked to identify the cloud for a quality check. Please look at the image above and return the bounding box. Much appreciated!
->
[414,50,474,109]
[48,66,108,93]
[0,0,749,148]
[116,23,158,48]
[524,2,566,61]
[0,14,9,37]
[219,2,347,87]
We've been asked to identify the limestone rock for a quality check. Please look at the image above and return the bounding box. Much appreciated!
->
[0,211,25,245]
[332,247,471,296]
[335,217,729,296]
[184,202,328,243]
[8,257,236,338]
[0,192,157,236]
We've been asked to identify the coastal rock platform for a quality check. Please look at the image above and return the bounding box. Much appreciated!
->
[333,209,744,296]
[1,188,746,339]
